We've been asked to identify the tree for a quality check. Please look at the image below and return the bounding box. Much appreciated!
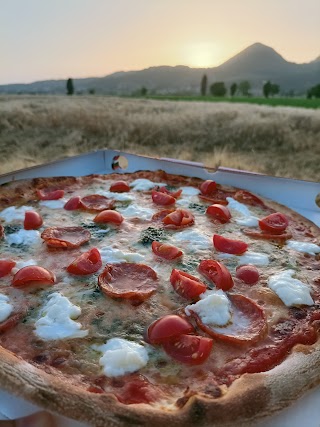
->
[200,74,208,96]
[140,87,148,96]
[263,81,272,98]
[230,83,237,97]
[307,84,320,98]
[270,83,280,96]
[66,78,74,95]
[210,82,227,97]
[238,80,251,97]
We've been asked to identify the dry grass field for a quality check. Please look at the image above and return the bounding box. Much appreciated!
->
[0,95,319,181]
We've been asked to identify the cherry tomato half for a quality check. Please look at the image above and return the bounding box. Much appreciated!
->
[67,248,102,275]
[199,180,217,196]
[94,210,124,225]
[152,190,176,206]
[157,187,182,199]
[37,189,65,200]
[146,315,195,344]
[64,196,82,210]
[0,260,16,278]
[236,265,260,285]
[24,211,43,230]
[213,234,248,255]
[170,269,207,299]
[110,181,130,193]
[163,334,213,365]
[199,260,234,291]
[206,204,231,223]
[12,266,55,288]
[151,241,183,260]
[162,209,194,228]
[259,212,289,233]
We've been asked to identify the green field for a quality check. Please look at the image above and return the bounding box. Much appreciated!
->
[142,95,320,109]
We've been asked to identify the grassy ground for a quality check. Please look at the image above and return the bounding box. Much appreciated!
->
[143,95,320,109]
[0,94,319,181]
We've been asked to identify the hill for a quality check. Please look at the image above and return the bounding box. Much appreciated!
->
[0,43,319,96]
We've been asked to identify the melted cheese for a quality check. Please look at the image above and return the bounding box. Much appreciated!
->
[35,293,88,340]
[100,247,144,264]
[0,294,13,322]
[93,338,149,377]
[218,251,269,266]
[39,199,67,209]
[130,179,163,191]
[268,270,314,307]
[185,290,231,326]
[287,240,320,255]
[0,206,33,222]
[118,204,155,220]
[6,229,40,246]
[226,197,259,227]
[172,229,211,250]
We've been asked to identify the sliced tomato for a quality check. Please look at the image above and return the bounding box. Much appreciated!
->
[12,266,55,288]
[80,195,115,212]
[115,375,161,404]
[0,225,4,240]
[213,234,248,255]
[41,227,91,248]
[206,204,231,223]
[162,209,194,228]
[0,260,16,278]
[110,181,130,193]
[236,265,260,285]
[98,263,158,303]
[67,248,102,275]
[199,180,217,196]
[64,196,82,210]
[94,210,124,225]
[152,190,176,206]
[170,269,207,299]
[157,186,182,199]
[151,241,183,260]
[234,190,265,207]
[24,211,43,230]
[37,189,65,200]
[163,334,213,365]
[191,294,266,344]
[152,209,174,222]
[146,315,195,344]
[198,259,234,291]
[243,229,292,241]
[259,212,289,233]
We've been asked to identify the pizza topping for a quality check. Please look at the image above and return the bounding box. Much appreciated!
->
[199,260,234,291]
[94,210,124,225]
[12,265,56,288]
[6,229,40,247]
[170,269,207,299]
[226,197,259,227]
[0,206,33,222]
[34,292,88,340]
[152,190,176,206]
[0,225,3,240]
[12,259,37,274]
[114,375,161,404]
[0,260,16,278]
[0,294,13,322]
[119,204,155,220]
[109,181,130,193]
[64,196,82,211]
[185,289,231,326]
[206,204,231,223]
[259,212,289,233]
[236,265,260,284]
[146,315,195,344]
[213,234,248,255]
[162,334,213,365]
[151,241,183,260]
[286,240,320,255]
[199,180,217,196]
[24,211,43,230]
[98,263,158,302]
[41,227,91,248]
[218,251,270,266]
[100,247,144,264]
[130,179,163,191]
[162,209,195,228]
[173,229,211,250]
[93,338,149,377]
[80,195,115,212]
[268,270,314,307]
[190,294,266,344]
[39,199,67,209]
[67,248,102,275]
[180,186,200,196]
[233,190,266,207]
[37,189,65,200]
[243,229,293,241]
[157,186,182,199]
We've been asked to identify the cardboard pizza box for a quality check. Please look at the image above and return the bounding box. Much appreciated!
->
[0,149,319,427]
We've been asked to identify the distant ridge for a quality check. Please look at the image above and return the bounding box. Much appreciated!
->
[1,43,319,96]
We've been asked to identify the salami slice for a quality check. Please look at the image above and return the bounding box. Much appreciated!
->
[80,195,115,212]
[41,227,91,248]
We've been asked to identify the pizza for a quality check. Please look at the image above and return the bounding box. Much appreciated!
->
[0,170,319,427]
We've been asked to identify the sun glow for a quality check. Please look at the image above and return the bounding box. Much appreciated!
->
[182,42,224,68]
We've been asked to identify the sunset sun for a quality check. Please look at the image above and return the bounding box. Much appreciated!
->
[182,42,223,68]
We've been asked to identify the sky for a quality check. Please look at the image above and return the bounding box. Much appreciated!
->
[1,0,320,85]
